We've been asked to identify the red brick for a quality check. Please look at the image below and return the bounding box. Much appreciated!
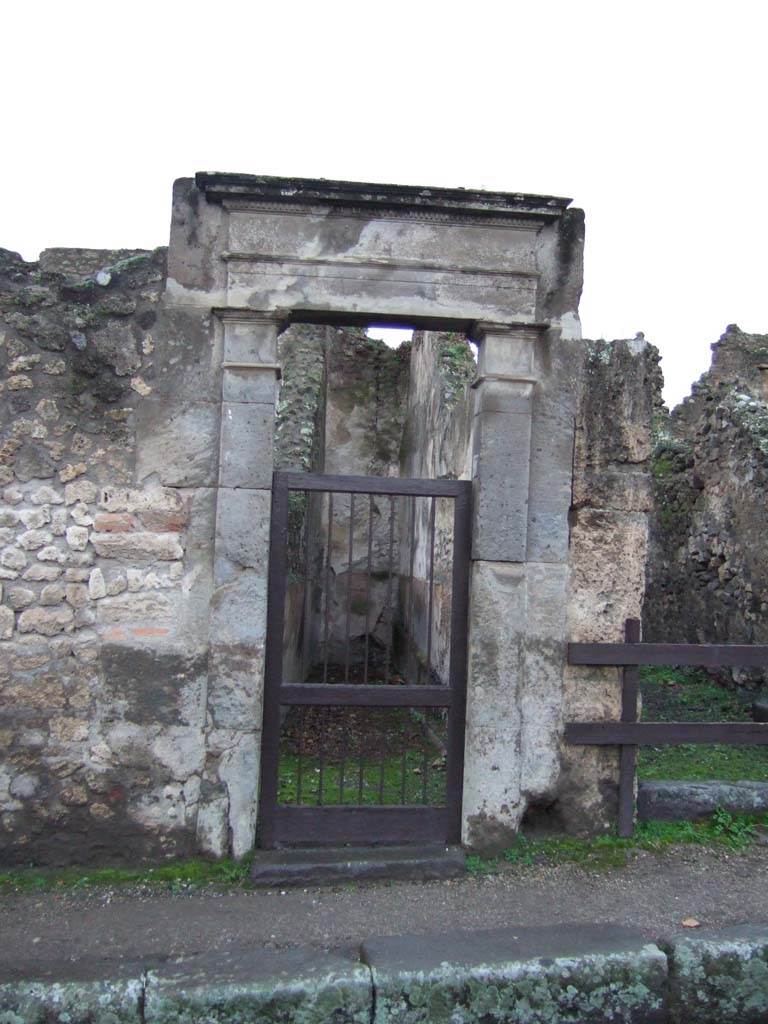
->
[94,513,136,533]
[138,509,189,532]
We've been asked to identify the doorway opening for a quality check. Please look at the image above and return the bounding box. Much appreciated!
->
[259,320,478,847]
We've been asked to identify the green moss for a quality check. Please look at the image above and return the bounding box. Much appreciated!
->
[658,502,690,529]
[0,856,251,894]
[651,453,678,479]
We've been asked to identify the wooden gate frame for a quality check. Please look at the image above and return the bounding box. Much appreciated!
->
[566,618,768,836]
[258,471,472,849]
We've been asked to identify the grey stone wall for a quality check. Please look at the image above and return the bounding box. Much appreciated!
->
[558,337,663,831]
[644,326,768,689]
[0,245,215,865]
[0,173,663,865]
[460,334,661,846]
[398,327,662,842]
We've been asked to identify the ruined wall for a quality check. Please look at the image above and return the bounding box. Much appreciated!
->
[458,332,661,847]
[558,337,663,830]
[274,325,327,686]
[395,325,661,841]
[0,246,215,866]
[0,172,664,864]
[399,332,474,684]
[308,327,410,673]
[644,326,768,689]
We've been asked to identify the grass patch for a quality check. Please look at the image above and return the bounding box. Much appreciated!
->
[2,812,765,892]
[277,704,447,807]
[638,667,768,781]
[465,811,768,876]
[278,749,446,806]
[0,856,251,895]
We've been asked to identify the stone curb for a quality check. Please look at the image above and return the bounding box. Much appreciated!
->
[1,924,767,1023]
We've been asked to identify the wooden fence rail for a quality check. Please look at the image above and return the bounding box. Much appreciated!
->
[565,620,768,837]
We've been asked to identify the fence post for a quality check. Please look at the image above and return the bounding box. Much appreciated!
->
[618,618,641,837]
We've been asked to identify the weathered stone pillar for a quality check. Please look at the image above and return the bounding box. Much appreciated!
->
[196,310,285,859]
[462,322,540,850]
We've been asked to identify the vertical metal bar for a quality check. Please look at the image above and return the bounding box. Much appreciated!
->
[425,496,437,684]
[322,493,334,685]
[257,473,290,849]
[339,709,346,805]
[383,496,396,685]
[422,743,429,804]
[407,495,417,682]
[296,705,305,805]
[300,490,314,676]
[619,617,641,838]
[378,747,386,803]
[318,707,326,806]
[401,739,407,804]
[344,493,355,683]
[357,737,364,803]
[363,494,374,685]
[444,484,472,840]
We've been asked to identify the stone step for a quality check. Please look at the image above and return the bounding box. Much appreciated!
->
[249,844,466,887]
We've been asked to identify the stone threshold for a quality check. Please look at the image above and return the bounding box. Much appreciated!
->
[249,844,466,887]
[3,923,768,1022]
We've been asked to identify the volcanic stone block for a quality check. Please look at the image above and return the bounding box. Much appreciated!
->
[222,316,280,365]
[362,925,668,1024]
[218,402,275,488]
[471,398,534,563]
[222,365,277,404]
[0,961,144,1023]
[214,487,270,578]
[144,947,372,1024]
[638,780,768,821]
[667,925,768,1024]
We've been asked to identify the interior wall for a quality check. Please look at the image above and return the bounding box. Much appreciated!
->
[398,332,475,685]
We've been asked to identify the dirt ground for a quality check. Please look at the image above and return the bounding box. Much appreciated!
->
[2,845,768,976]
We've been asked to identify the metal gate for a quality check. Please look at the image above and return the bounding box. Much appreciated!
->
[258,472,472,848]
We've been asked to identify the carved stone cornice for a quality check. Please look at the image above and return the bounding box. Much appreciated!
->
[220,200,551,230]
[212,307,290,332]
[469,321,550,343]
[196,172,572,224]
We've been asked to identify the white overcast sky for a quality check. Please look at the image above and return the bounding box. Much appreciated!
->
[3,1,766,408]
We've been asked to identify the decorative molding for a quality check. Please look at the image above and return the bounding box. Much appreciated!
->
[469,320,550,341]
[471,374,538,390]
[220,199,550,231]
[197,172,571,212]
[212,307,290,330]
[223,362,282,379]
[220,251,540,281]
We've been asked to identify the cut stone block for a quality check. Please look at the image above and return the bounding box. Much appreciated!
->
[144,948,372,1024]
[218,402,275,489]
[0,961,144,1023]
[667,924,768,1024]
[362,924,668,1024]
